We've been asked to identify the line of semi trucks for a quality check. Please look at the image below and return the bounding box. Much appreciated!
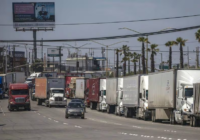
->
[32,69,200,127]
[2,70,200,127]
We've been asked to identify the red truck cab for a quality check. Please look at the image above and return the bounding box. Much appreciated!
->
[8,83,31,111]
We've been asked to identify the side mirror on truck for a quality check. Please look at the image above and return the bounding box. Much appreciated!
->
[139,93,142,99]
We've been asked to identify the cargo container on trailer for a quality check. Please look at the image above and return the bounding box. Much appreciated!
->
[149,69,200,125]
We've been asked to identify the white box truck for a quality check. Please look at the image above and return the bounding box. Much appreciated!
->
[35,77,67,107]
[149,69,200,125]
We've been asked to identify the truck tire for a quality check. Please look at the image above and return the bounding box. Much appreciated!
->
[181,120,186,125]
[107,105,110,114]
[37,99,42,105]
[170,112,176,125]
[190,116,193,127]
[193,117,197,127]
[124,108,129,118]
[65,113,68,119]
[96,103,100,111]
[8,104,13,111]
[143,112,147,121]
[115,106,118,115]
[152,110,155,122]
[90,102,93,110]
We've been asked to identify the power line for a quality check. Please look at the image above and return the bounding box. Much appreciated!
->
[1,14,200,26]
[1,24,200,42]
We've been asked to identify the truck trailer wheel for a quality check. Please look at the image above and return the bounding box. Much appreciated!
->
[37,99,42,105]
[96,103,100,111]
[193,116,197,127]
[90,102,93,110]
[8,105,13,111]
[152,110,155,122]
[190,116,193,127]
[143,112,147,121]
[107,105,111,114]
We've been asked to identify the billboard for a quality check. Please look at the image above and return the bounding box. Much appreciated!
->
[47,48,63,57]
[13,2,55,28]
[11,51,25,58]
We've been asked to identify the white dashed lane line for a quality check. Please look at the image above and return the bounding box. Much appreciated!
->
[54,120,59,123]
[48,118,52,120]
[75,125,82,128]
[63,123,68,125]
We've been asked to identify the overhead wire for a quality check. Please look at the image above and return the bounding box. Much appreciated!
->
[1,14,200,26]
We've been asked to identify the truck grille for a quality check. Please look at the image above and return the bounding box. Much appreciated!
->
[55,97,63,101]
[15,97,25,103]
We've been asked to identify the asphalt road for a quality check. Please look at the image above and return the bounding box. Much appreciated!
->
[0,99,200,140]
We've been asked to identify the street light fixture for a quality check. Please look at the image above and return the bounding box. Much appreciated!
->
[64,43,91,74]
[90,40,129,77]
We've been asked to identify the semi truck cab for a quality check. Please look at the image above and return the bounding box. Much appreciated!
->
[175,84,194,124]
[47,88,67,107]
[8,83,30,111]
[99,90,107,111]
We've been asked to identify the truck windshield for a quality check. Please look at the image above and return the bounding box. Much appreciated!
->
[103,90,106,96]
[52,90,64,93]
[68,103,82,108]
[185,88,193,97]
[12,90,29,95]
[146,90,148,100]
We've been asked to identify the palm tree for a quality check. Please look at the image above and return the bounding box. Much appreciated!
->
[131,52,140,74]
[176,37,187,68]
[147,44,159,72]
[165,41,177,69]
[119,45,130,76]
[137,37,148,74]
[195,29,200,42]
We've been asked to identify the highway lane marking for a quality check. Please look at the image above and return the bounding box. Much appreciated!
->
[38,113,40,115]
[164,130,176,133]
[54,120,59,123]
[63,123,68,125]
[0,105,5,116]
[75,125,82,128]
[48,118,52,120]
[132,125,142,129]
[43,116,46,118]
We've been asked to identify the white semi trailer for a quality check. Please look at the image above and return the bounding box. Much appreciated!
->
[122,75,151,120]
[149,69,200,125]
[106,78,123,114]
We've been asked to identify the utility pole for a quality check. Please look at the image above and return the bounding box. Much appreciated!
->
[123,47,126,76]
[59,46,62,73]
[196,47,199,68]
[53,56,55,72]
[116,49,119,78]
[12,45,15,72]
[41,38,43,61]
[160,53,163,70]
[187,46,189,69]
[33,30,37,61]
[139,55,141,74]
[146,35,149,74]
[5,45,7,74]
[76,48,79,74]
[128,59,130,74]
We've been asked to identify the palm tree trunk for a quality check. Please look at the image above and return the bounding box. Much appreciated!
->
[169,47,172,69]
[142,42,146,74]
[151,51,153,72]
[134,61,136,74]
[180,43,183,68]
[152,53,155,72]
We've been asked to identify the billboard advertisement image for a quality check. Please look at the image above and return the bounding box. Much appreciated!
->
[13,2,55,28]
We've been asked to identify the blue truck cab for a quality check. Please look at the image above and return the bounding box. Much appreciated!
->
[0,76,5,99]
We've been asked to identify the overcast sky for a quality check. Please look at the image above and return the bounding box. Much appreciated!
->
[1,0,200,69]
